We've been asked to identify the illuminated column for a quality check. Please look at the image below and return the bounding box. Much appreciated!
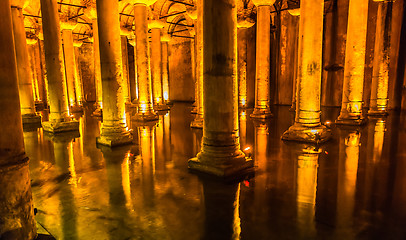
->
[40,0,79,133]
[237,12,255,108]
[251,0,275,119]
[10,4,41,126]
[120,33,131,104]
[368,0,393,116]
[61,26,82,112]
[95,0,132,147]
[188,0,253,177]
[128,37,139,103]
[282,0,331,143]
[191,0,204,128]
[187,8,197,113]
[92,18,103,116]
[149,21,168,111]
[131,0,158,121]
[0,1,36,238]
[161,34,171,104]
[287,6,300,111]
[26,38,42,108]
[73,45,84,105]
[336,0,369,125]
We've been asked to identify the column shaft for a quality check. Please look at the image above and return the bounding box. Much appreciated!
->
[40,0,78,132]
[237,27,248,108]
[74,47,83,105]
[151,28,163,109]
[0,1,36,238]
[162,41,170,102]
[369,1,393,115]
[62,29,79,108]
[188,0,253,177]
[251,5,272,118]
[336,0,369,124]
[282,0,330,143]
[92,19,103,115]
[133,4,157,121]
[121,35,130,104]
[96,0,132,147]
[11,6,41,125]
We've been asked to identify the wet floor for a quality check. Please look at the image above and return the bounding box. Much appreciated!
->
[25,103,406,240]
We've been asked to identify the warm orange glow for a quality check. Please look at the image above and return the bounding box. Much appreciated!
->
[163,91,169,101]
[68,141,78,188]
[140,103,147,113]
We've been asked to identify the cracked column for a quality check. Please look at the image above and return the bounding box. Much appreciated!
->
[188,0,253,177]
[336,0,369,125]
[251,0,274,119]
[161,33,171,104]
[11,3,41,126]
[61,23,82,113]
[237,10,255,109]
[95,0,133,147]
[282,0,331,143]
[131,0,158,121]
[149,20,168,111]
[40,0,79,133]
[0,0,36,238]
[368,0,393,116]
[191,0,204,128]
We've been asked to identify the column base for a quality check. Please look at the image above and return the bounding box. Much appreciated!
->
[34,101,45,111]
[70,105,83,113]
[22,113,41,126]
[92,108,102,117]
[250,108,273,119]
[132,111,159,122]
[190,116,203,129]
[282,123,331,144]
[367,109,388,116]
[96,132,133,147]
[42,120,79,133]
[191,106,198,114]
[289,104,296,112]
[154,104,170,111]
[188,151,254,178]
[335,114,367,126]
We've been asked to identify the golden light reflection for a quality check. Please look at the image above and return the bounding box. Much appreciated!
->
[121,153,133,210]
[239,111,247,148]
[373,120,386,163]
[68,141,78,188]
[233,183,241,240]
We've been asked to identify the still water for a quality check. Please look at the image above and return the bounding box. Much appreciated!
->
[25,103,406,240]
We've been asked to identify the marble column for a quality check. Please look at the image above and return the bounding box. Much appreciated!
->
[73,45,84,106]
[61,26,82,113]
[131,0,158,121]
[26,38,42,110]
[10,4,41,126]
[149,21,168,111]
[187,9,197,113]
[128,36,139,103]
[40,0,79,133]
[251,0,275,119]
[336,0,369,125]
[95,0,132,147]
[368,0,393,116]
[0,1,36,238]
[282,0,331,144]
[188,0,253,177]
[191,0,204,128]
[288,7,300,111]
[237,13,255,109]
[91,18,103,117]
[120,33,131,105]
[161,34,171,104]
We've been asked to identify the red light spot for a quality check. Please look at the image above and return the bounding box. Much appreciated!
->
[243,180,250,187]
[325,151,328,155]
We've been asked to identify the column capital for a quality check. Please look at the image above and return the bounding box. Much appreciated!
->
[237,9,255,28]
[10,0,28,9]
[287,0,300,16]
[148,19,165,29]
[127,0,158,6]
[161,33,171,42]
[120,26,132,36]
[251,0,276,7]
[60,21,78,31]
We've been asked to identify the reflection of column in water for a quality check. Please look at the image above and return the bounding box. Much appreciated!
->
[239,111,247,149]
[295,144,320,238]
[155,116,165,172]
[163,112,171,163]
[139,125,156,208]
[336,129,360,233]
[202,179,241,240]
[253,121,269,209]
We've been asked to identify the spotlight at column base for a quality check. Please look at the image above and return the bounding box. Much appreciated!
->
[132,112,159,122]
[282,123,331,144]
[367,109,389,116]
[190,116,203,129]
[188,153,253,179]
[335,115,367,126]
[250,107,273,119]
[22,113,42,126]
[42,120,79,133]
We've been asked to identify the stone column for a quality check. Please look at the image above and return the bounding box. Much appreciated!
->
[336,0,369,125]
[368,0,393,116]
[128,36,139,102]
[40,0,79,133]
[188,0,253,177]
[288,6,300,111]
[0,1,36,238]
[161,34,171,104]
[191,0,204,128]
[73,45,84,106]
[131,0,158,121]
[237,12,255,109]
[120,33,131,104]
[95,0,132,147]
[186,9,197,113]
[91,18,103,116]
[10,3,41,126]
[149,21,168,111]
[282,0,331,143]
[251,0,274,119]
[61,26,82,113]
